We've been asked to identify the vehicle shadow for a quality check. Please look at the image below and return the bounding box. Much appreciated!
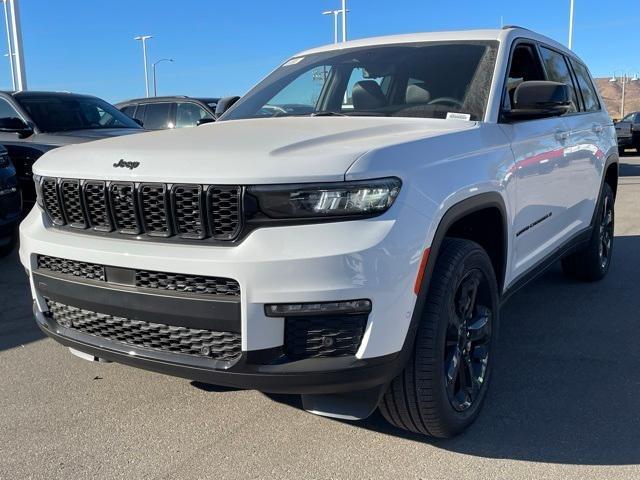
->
[0,247,45,351]
[267,235,640,465]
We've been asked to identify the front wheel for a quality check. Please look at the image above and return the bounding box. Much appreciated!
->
[561,183,614,281]
[379,238,499,438]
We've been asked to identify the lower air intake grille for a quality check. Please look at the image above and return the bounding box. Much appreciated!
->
[284,314,367,360]
[46,301,242,361]
[37,255,105,281]
[36,254,241,298]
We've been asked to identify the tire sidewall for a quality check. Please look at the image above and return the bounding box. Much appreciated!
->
[422,242,500,432]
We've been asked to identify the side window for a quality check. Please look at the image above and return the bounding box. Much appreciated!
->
[539,47,579,113]
[0,98,21,119]
[120,105,136,117]
[503,44,546,110]
[142,103,173,129]
[570,60,601,112]
[132,104,145,124]
[175,102,213,128]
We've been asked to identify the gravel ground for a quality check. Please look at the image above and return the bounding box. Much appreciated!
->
[1,156,639,480]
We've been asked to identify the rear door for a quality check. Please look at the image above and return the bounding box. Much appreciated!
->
[539,45,601,233]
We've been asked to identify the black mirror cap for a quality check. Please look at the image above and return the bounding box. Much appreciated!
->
[215,96,240,119]
[0,116,31,133]
[505,81,571,120]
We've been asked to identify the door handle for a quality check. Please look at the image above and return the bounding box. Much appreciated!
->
[592,124,604,134]
[555,130,569,142]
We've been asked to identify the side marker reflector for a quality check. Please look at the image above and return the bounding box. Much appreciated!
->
[414,248,431,295]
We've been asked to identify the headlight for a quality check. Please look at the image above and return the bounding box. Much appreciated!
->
[248,177,401,219]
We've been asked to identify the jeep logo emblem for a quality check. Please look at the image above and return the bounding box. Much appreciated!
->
[113,159,140,170]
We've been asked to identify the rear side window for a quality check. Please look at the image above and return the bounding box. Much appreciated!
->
[570,60,601,112]
[539,47,579,113]
[121,105,136,117]
[175,102,213,128]
[142,102,173,129]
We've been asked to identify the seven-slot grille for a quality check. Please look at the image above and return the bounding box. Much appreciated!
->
[36,254,241,298]
[40,177,242,242]
[45,300,242,361]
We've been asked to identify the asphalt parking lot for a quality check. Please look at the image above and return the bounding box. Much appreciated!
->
[1,156,639,480]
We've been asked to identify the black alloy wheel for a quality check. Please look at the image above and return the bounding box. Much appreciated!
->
[444,269,492,412]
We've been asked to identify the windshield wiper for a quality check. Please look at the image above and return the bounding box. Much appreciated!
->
[310,111,347,117]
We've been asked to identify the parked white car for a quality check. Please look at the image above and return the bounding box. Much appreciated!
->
[20,27,617,438]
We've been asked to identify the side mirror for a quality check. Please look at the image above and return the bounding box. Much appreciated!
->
[215,96,240,118]
[0,116,32,136]
[504,81,571,121]
[196,118,215,126]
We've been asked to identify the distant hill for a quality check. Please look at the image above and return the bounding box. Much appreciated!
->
[594,77,640,120]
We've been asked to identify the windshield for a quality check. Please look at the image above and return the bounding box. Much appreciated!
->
[221,41,498,122]
[16,95,142,132]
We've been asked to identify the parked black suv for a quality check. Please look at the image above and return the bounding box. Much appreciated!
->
[614,111,640,153]
[0,145,21,256]
[0,91,144,208]
[116,96,219,130]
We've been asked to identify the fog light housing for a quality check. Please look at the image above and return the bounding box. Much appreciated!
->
[264,299,372,317]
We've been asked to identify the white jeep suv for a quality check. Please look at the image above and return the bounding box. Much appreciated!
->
[20,27,617,438]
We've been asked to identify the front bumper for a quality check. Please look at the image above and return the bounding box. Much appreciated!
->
[21,202,428,394]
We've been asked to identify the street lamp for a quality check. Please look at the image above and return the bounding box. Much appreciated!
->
[609,70,639,119]
[152,58,173,97]
[322,10,340,44]
[568,0,575,49]
[341,0,348,42]
[1,1,14,90]
[134,35,153,97]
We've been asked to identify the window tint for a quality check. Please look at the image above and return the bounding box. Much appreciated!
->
[504,44,545,110]
[17,95,140,132]
[570,60,601,112]
[539,47,579,113]
[121,105,136,117]
[0,98,20,119]
[175,102,213,128]
[142,102,173,129]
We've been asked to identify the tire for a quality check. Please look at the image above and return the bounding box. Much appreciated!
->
[379,238,499,438]
[561,183,614,281]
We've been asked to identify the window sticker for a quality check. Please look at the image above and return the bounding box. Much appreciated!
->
[446,112,471,121]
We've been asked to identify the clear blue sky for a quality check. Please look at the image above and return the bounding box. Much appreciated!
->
[5,0,638,103]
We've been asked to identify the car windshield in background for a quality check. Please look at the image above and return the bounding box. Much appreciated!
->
[16,95,142,132]
[221,41,498,122]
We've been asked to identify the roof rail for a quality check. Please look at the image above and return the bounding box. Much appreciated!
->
[501,25,531,31]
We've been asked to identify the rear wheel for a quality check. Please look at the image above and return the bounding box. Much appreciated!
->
[379,238,499,438]
[561,183,614,281]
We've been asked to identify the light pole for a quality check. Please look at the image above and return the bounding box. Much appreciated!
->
[610,71,639,119]
[134,35,152,97]
[6,0,25,90]
[152,58,173,97]
[322,10,340,44]
[1,1,14,90]
[568,0,575,49]
[341,0,347,42]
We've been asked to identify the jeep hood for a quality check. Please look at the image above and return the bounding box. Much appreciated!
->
[33,117,476,183]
